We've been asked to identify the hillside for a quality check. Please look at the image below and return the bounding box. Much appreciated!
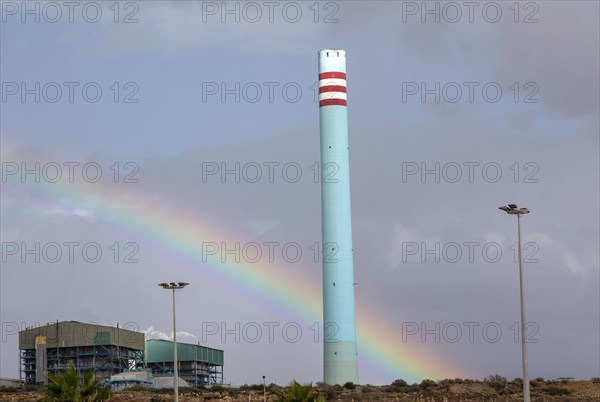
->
[1,378,599,401]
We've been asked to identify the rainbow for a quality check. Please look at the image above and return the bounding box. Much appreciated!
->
[1,155,471,384]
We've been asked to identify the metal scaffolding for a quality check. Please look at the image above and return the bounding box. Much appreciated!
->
[20,344,144,384]
[19,321,145,385]
[147,360,223,385]
[145,339,224,385]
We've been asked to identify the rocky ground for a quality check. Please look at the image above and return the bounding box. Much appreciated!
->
[1,379,598,401]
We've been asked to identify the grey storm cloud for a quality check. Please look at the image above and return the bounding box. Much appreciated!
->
[1,0,598,386]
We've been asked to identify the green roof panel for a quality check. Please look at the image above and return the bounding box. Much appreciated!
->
[146,339,223,365]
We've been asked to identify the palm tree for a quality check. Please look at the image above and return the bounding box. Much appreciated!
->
[274,381,324,402]
[41,363,110,402]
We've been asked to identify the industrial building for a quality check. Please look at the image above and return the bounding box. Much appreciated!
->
[18,322,224,387]
[146,339,224,385]
[19,321,144,384]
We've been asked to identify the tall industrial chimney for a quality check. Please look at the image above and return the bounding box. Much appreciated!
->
[318,49,358,385]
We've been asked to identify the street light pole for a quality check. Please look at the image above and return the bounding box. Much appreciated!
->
[159,282,189,402]
[499,204,530,402]
[262,375,266,402]
[172,288,178,401]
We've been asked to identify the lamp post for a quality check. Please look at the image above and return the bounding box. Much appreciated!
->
[262,375,266,401]
[159,282,189,402]
[498,204,530,402]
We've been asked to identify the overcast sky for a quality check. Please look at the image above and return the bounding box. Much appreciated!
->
[1,0,598,386]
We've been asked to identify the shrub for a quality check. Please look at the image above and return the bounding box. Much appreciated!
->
[544,386,571,396]
[275,381,324,402]
[530,379,544,388]
[343,382,355,390]
[485,374,507,383]
[484,375,507,393]
[360,385,374,393]
[321,387,336,400]
[391,379,407,388]
[402,384,420,393]
[419,379,437,391]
